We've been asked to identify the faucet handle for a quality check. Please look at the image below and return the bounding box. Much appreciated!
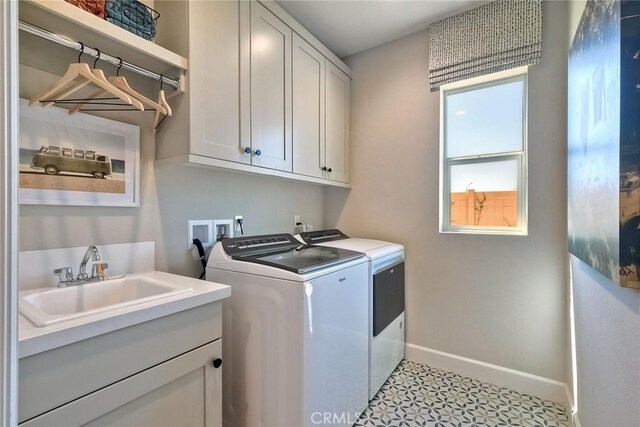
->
[91,263,109,280]
[54,267,73,287]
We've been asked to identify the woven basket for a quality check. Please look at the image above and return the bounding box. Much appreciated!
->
[65,0,107,20]
[105,0,159,41]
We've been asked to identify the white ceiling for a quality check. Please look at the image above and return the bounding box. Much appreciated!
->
[276,0,486,59]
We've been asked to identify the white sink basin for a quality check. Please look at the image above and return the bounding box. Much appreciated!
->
[20,275,192,327]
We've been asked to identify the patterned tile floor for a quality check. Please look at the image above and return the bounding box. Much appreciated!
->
[355,360,570,427]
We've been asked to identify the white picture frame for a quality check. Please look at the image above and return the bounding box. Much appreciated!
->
[18,99,140,207]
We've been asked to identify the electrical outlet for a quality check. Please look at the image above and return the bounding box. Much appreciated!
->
[234,215,243,233]
[188,220,213,249]
[294,214,300,226]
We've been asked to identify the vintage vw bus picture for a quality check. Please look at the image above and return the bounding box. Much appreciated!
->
[30,146,113,179]
[19,100,139,207]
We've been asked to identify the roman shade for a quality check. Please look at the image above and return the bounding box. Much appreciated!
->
[428,0,542,90]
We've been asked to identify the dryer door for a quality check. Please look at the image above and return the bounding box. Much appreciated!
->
[373,262,405,337]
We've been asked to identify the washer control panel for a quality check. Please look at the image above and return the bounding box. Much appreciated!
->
[222,233,299,257]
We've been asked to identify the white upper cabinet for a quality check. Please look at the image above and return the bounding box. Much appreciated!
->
[250,2,292,172]
[292,34,325,179]
[188,0,248,164]
[155,0,251,165]
[325,62,350,183]
[154,0,351,187]
[293,37,351,183]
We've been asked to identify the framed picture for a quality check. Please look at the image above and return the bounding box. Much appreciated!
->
[19,99,140,207]
[568,0,640,288]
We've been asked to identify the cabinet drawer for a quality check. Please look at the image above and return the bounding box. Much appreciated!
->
[21,339,222,427]
[19,302,221,423]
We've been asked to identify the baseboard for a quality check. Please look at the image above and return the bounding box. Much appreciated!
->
[405,343,571,407]
[562,385,581,427]
[572,411,582,427]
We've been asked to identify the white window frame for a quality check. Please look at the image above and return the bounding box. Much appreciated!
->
[439,67,529,235]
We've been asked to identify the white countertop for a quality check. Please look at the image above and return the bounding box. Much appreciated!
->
[19,271,231,358]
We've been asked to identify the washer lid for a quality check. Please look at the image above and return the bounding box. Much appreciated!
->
[221,233,365,274]
[236,245,364,274]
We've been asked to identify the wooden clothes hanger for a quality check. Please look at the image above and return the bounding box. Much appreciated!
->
[29,45,137,110]
[153,74,173,133]
[66,50,142,113]
[69,58,160,114]
[109,76,165,113]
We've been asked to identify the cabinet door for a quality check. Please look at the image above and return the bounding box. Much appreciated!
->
[325,62,351,183]
[292,34,325,179]
[21,340,223,427]
[189,0,249,164]
[250,2,292,172]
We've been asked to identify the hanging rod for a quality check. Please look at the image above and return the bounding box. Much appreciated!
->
[18,20,180,90]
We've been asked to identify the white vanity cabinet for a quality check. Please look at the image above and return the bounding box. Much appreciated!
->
[18,302,223,427]
[155,0,352,187]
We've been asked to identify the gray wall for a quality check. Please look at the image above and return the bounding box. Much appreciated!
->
[325,0,569,381]
[567,2,640,425]
[570,256,640,426]
[153,166,324,277]
[18,42,324,280]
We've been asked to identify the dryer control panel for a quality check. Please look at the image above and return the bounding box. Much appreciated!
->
[299,229,349,245]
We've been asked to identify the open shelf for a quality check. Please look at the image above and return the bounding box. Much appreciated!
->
[19,0,188,76]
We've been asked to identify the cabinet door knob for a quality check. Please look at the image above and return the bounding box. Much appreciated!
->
[244,147,251,154]
[254,149,262,156]
[322,166,327,171]
[213,358,223,368]
[327,168,332,173]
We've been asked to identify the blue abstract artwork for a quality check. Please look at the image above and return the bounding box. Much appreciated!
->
[568,0,640,288]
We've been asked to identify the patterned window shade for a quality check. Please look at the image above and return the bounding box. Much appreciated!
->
[428,0,542,90]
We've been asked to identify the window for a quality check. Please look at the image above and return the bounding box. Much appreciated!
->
[62,148,73,158]
[74,150,85,159]
[440,68,527,234]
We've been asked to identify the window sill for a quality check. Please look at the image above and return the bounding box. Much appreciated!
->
[439,228,528,236]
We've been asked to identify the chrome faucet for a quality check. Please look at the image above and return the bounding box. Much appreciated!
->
[54,267,74,287]
[78,245,100,281]
[53,245,109,287]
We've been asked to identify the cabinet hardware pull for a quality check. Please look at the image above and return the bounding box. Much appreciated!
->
[327,167,332,173]
[244,147,251,154]
[213,358,223,368]
[322,166,327,171]
[254,149,262,156]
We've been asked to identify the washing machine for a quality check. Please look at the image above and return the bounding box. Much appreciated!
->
[298,229,405,400]
[207,233,369,427]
